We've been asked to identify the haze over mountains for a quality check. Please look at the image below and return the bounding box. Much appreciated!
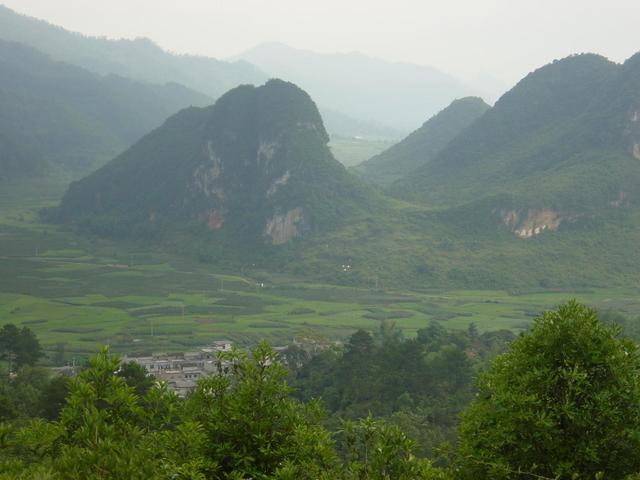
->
[0,5,469,139]
[0,5,265,101]
[235,42,480,132]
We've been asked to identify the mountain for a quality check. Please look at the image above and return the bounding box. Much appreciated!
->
[46,53,640,291]
[298,52,640,289]
[0,6,400,140]
[52,80,375,250]
[0,39,211,180]
[355,97,490,185]
[235,42,476,131]
[0,4,266,100]
[391,53,640,237]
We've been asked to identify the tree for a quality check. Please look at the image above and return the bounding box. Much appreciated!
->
[116,361,155,396]
[185,342,337,479]
[457,301,640,479]
[38,375,69,421]
[0,325,43,369]
[4,348,204,479]
[339,416,449,480]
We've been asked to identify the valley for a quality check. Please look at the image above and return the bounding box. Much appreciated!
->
[1,3,640,478]
[2,177,639,359]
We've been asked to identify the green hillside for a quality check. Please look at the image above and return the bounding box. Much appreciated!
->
[52,80,376,254]
[355,97,490,185]
[391,54,638,212]
[0,39,211,180]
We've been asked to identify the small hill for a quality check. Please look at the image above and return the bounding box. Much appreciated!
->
[355,97,490,185]
[235,42,476,132]
[53,80,375,249]
[0,4,266,100]
[0,40,211,180]
[391,53,640,237]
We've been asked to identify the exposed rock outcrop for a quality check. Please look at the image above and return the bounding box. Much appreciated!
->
[193,142,224,200]
[198,209,225,230]
[267,170,290,197]
[265,207,304,245]
[499,209,563,239]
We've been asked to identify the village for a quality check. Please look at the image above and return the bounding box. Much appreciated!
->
[120,338,330,397]
[121,340,235,397]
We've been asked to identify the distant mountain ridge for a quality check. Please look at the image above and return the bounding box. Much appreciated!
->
[0,4,266,100]
[0,39,211,180]
[0,6,409,140]
[235,42,477,131]
[53,80,375,250]
[355,97,490,185]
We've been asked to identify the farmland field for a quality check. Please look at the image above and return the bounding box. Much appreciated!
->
[329,136,396,167]
[2,178,640,360]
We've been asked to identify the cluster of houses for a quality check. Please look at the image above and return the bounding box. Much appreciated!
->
[118,337,333,397]
[121,340,234,397]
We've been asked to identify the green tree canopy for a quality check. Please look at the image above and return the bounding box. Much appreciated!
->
[0,324,43,369]
[457,300,640,479]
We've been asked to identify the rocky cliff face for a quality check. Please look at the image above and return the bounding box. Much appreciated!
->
[498,209,563,238]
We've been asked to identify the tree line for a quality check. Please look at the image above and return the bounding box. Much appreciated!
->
[2,301,640,478]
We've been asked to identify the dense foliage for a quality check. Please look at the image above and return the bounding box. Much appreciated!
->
[0,324,43,370]
[0,344,447,480]
[3,303,640,478]
[457,301,640,479]
[292,322,514,458]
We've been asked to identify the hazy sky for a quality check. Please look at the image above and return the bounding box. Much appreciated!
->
[2,0,639,85]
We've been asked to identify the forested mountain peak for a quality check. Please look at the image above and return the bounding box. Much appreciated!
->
[53,80,374,247]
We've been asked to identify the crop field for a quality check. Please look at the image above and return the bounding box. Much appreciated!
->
[329,137,396,167]
[2,178,640,360]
